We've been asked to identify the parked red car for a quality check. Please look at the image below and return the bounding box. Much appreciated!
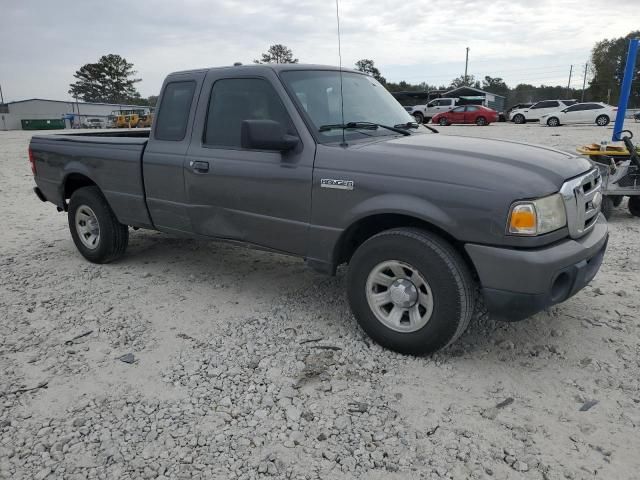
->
[432,105,498,126]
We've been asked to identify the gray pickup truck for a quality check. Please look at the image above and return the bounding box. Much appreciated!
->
[30,64,608,354]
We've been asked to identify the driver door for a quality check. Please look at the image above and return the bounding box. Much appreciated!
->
[183,70,316,256]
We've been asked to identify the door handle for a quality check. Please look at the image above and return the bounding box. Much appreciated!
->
[190,160,209,173]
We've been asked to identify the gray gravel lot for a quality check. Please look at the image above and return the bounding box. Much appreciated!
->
[1,122,639,479]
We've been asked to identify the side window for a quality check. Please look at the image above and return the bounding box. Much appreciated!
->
[532,101,555,109]
[155,81,196,141]
[466,106,479,112]
[204,78,293,148]
[585,103,603,110]
[565,104,584,112]
[451,106,465,113]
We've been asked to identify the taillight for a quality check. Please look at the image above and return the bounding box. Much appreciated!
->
[28,148,36,175]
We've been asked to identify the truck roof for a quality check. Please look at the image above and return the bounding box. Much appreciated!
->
[167,63,361,78]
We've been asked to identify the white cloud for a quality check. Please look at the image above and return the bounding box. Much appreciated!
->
[0,0,636,100]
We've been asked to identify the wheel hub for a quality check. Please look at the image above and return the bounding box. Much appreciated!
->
[388,278,418,308]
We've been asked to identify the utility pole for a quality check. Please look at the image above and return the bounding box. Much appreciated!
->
[581,62,588,102]
[0,83,4,104]
[607,88,611,104]
[566,65,573,99]
[464,47,470,85]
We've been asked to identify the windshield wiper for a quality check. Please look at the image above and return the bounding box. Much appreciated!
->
[394,121,439,134]
[319,121,411,136]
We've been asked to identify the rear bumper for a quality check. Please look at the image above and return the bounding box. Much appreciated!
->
[465,214,608,321]
[33,186,47,202]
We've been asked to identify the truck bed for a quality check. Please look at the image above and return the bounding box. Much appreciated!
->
[30,131,153,228]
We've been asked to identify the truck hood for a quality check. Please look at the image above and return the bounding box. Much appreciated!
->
[352,132,592,197]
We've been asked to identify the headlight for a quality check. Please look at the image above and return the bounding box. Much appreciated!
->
[507,193,567,235]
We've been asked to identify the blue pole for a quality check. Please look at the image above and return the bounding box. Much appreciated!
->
[612,38,639,141]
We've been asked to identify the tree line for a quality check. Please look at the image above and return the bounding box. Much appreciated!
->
[68,32,640,108]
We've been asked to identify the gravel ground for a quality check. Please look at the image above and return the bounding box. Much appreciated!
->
[1,122,639,480]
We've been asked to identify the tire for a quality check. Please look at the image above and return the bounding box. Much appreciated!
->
[629,196,640,217]
[547,117,560,127]
[611,195,623,207]
[596,115,610,127]
[438,117,449,126]
[413,112,424,124]
[68,186,129,264]
[475,116,487,126]
[347,228,475,355]
[601,196,614,219]
[513,114,525,124]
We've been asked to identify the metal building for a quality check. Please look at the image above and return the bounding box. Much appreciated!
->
[0,98,150,130]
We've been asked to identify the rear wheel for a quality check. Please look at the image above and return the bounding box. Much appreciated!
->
[475,116,487,126]
[513,114,525,124]
[611,195,623,207]
[629,196,640,217]
[347,228,475,355]
[596,115,610,126]
[68,186,129,263]
[547,117,560,127]
[413,112,424,124]
[438,117,449,126]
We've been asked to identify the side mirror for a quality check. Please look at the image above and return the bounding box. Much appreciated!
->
[241,120,299,152]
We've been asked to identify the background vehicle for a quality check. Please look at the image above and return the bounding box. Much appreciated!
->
[81,118,106,129]
[111,109,148,128]
[29,64,607,355]
[577,130,640,218]
[137,113,153,128]
[541,102,617,127]
[432,105,498,126]
[505,103,532,121]
[510,99,577,124]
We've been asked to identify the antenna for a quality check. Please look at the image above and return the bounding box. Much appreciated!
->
[335,0,346,147]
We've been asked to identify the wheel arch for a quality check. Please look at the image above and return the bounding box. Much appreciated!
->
[61,172,99,211]
[332,212,478,279]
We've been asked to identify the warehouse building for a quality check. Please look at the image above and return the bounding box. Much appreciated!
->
[0,98,150,130]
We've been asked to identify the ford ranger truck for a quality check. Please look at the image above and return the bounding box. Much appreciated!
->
[29,64,608,354]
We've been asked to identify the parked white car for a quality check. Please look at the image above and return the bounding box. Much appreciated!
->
[509,99,577,124]
[539,102,617,127]
[409,98,458,123]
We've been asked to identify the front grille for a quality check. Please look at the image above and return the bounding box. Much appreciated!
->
[560,168,602,238]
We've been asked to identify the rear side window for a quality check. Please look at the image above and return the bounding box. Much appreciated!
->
[204,78,293,148]
[154,81,196,141]
[466,106,479,112]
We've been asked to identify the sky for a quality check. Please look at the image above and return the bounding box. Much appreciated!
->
[0,0,636,102]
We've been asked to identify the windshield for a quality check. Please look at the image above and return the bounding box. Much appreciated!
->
[280,70,416,142]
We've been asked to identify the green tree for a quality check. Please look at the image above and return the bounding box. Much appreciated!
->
[481,76,510,98]
[590,31,640,106]
[68,54,142,103]
[146,95,159,107]
[254,44,298,64]
[449,75,480,89]
[354,59,386,85]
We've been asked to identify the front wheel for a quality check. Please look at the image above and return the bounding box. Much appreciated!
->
[596,115,610,126]
[413,112,424,124]
[547,117,560,127]
[347,228,475,355]
[629,196,640,217]
[513,114,525,124]
[68,186,129,263]
[438,117,449,126]
[601,196,614,219]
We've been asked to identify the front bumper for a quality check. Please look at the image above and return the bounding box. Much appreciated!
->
[465,214,608,321]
